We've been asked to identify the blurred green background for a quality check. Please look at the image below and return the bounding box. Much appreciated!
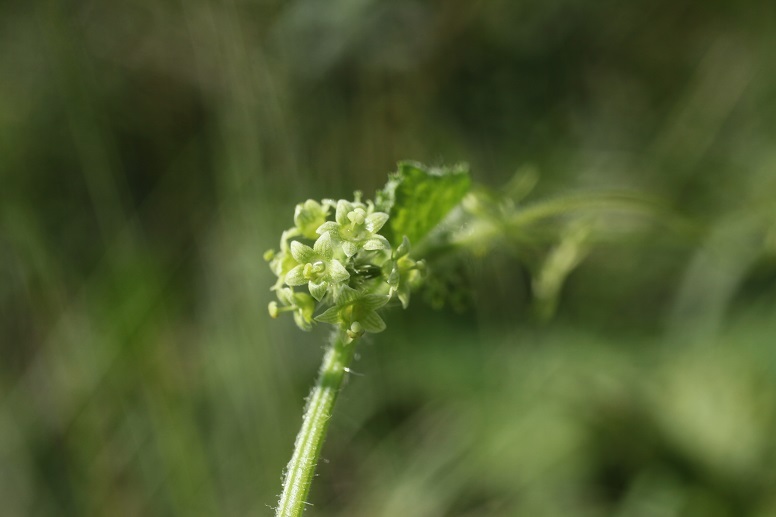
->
[2,1,776,515]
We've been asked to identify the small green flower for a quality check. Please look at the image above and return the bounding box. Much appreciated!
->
[317,200,391,257]
[315,286,390,335]
[266,229,303,289]
[294,199,330,239]
[285,232,350,300]
[268,287,316,331]
[387,236,425,309]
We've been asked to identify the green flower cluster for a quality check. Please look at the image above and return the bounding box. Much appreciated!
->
[266,194,424,339]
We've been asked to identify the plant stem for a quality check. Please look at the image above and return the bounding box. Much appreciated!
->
[276,329,356,517]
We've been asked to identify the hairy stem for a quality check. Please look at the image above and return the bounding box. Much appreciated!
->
[276,329,356,517]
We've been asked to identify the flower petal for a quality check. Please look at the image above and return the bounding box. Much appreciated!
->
[309,280,328,301]
[358,311,386,333]
[398,288,410,309]
[294,200,328,239]
[336,285,360,306]
[335,200,353,226]
[316,221,339,235]
[328,259,350,283]
[363,236,390,251]
[314,306,342,325]
[276,287,295,305]
[284,265,307,286]
[359,293,391,311]
[293,311,313,331]
[293,292,316,317]
[290,241,316,264]
[365,212,389,233]
[313,232,334,258]
[342,240,358,258]
[387,265,400,287]
[395,236,411,257]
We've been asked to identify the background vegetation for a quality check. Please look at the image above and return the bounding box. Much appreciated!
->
[2,1,776,515]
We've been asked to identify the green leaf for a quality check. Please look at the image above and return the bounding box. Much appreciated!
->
[376,161,471,246]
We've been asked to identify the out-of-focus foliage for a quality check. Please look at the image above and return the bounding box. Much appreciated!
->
[1,0,775,515]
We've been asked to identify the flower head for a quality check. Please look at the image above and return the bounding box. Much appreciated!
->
[267,189,425,336]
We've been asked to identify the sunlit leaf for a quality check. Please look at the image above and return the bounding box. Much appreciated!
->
[376,161,471,246]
